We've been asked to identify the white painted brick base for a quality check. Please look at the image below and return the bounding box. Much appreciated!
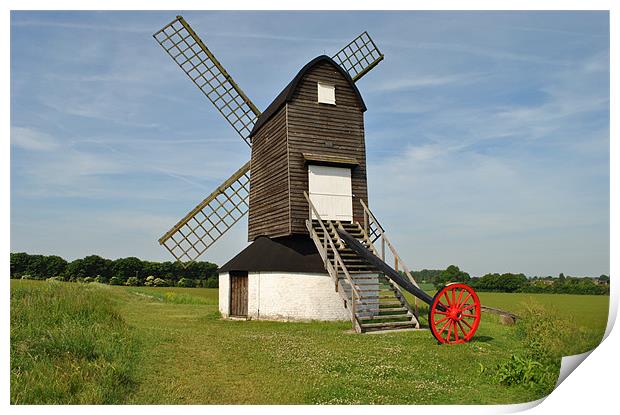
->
[218,271,350,321]
[218,273,230,317]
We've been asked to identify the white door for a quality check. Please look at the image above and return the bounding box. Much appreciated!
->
[308,165,353,221]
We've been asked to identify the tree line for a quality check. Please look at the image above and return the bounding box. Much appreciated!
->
[10,252,609,295]
[410,265,609,295]
[10,252,218,288]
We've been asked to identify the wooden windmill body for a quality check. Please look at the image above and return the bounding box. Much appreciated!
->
[155,16,421,332]
[248,55,369,240]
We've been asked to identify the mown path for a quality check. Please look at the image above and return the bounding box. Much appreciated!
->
[113,286,563,404]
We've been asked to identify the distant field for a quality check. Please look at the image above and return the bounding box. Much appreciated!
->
[404,290,609,337]
[477,292,609,334]
[11,280,609,405]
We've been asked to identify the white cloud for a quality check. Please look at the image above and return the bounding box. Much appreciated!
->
[11,127,59,151]
[368,73,484,93]
[384,39,574,66]
[362,39,609,277]
[11,18,152,34]
[367,143,608,277]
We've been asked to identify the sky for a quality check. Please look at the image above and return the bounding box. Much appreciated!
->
[10,11,610,277]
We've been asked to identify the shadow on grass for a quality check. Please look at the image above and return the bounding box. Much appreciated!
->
[471,335,494,343]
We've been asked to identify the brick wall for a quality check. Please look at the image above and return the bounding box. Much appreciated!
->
[218,272,230,317]
[218,271,351,321]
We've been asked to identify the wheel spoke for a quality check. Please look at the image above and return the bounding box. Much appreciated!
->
[459,292,472,307]
[456,288,465,307]
[461,304,476,312]
[435,316,450,324]
[462,313,477,318]
[457,320,468,338]
[434,310,449,316]
[438,319,451,335]
[453,320,460,342]
[451,288,456,306]
[446,320,453,342]
[460,318,473,329]
[443,291,452,306]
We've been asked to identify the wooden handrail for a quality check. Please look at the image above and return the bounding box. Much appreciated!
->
[359,199,420,320]
[360,199,421,290]
[304,192,361,329]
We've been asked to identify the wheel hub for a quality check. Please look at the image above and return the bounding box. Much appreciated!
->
[448,307,463,321]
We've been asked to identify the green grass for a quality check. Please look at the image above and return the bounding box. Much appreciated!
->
[11,280,609,404]
[406,290,608,350]
[127,287,215,305]
[10,280,139,404]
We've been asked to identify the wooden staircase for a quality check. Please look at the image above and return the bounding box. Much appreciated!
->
[310,219,420,333]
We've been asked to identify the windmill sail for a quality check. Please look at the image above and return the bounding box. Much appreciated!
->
[158,161,251,262]
[153,16,261,146]
[332,31,384,82]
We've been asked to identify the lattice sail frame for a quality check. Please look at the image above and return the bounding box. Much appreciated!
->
[332,31,384,82]
[153,16,260,146]
[367,218,385,244]
[158,161,251,262]
[154,16,384,262]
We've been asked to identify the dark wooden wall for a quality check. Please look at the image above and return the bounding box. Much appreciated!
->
[247,105,290,241]
[287,60,368,234]
[248,59,368,240]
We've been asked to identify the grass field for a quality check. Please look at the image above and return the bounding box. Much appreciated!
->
[10,280,609,404]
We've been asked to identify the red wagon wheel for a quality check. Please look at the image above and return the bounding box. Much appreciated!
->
[429,283,481,344]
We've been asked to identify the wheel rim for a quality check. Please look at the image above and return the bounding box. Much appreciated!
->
[429,283,481,344]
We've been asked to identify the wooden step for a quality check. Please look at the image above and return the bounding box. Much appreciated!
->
[342,264,375,269]
[356,306,410,314]
[355,287,395,293]
[341,261,373,267]
[356,312,410,320]
[359,320,417,330]
[329,250,367,256]
[342,274,380,280]
[339,270,380,275]
[361,307,409,314]
[328,253,359,259]
[336,244,373,251]
[353,281,390,286]
[346,275,383,280]
[356,300,403,307]
[337,257,370,263]
[357,294,400,300]
[358,313,412,321]
[340,281,384,286]
[355,285,394,291]
[339,265,371,270]
[356,295,400,302]
[320,237,368,245]
[339,256,368,261]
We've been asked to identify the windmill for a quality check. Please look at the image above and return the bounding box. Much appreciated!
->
[154,16,383,263]
[153,15,481,343]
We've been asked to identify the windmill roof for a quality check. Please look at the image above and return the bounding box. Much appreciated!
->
[218,235,327,274]
[248,55,367,138]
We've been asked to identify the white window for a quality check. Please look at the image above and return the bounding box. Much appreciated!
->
[317,82,336,105]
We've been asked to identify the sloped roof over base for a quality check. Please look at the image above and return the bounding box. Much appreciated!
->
[218,235,327,274]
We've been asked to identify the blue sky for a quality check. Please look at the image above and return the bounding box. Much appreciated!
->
[10,11,609,277]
